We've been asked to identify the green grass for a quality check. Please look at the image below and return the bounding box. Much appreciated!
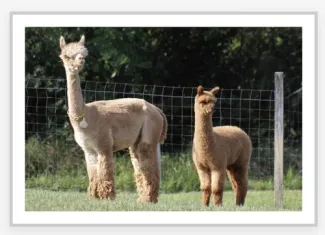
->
[25,136,303,212]
[25,152,302,193]
[25,189,302,211]
[25,136,302,193]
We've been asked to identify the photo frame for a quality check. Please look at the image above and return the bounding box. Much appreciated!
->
[11,11,316,225]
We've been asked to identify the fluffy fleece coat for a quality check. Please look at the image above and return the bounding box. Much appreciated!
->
[192,85,252,206]
[59,35,167,203]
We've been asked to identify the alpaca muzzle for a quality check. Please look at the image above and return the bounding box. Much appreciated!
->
[203,107,215,115]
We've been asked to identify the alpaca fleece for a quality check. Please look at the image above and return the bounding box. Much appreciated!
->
[59,35,167,203]
[192,85,252,206]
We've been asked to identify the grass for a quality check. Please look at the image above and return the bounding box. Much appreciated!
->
[25,189,302,211]
[25,136,302,193]
[25,136,303,212]
[25,152,302,193]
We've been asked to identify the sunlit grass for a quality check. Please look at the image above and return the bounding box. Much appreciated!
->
[25,189,301,211]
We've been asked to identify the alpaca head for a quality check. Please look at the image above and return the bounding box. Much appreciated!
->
[195,85,220,116]
[59,35,88,74]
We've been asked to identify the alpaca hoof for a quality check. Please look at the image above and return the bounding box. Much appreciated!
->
[137,196,158,204]
[214,200,223,207]
[202,197,211,206]
[97,181,116,200]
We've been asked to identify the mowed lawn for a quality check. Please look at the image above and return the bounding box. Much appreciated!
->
[25,189,302,211]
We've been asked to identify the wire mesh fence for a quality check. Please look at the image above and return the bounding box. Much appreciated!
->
[282,88,302,207]
[25,76,302,206]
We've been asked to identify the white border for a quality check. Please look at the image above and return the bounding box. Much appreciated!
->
[12,13,316,225]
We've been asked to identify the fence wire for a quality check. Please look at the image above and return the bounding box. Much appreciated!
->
[25,77,302,198]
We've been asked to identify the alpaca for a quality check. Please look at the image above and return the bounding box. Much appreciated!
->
[192,85,252,206]
[59,35,168,203]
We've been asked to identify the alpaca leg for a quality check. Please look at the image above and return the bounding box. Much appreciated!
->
[211,170,226,206]
[196,168,211,206]
[227,164,248,206]
[157,143,161,176]
[87,166,99,198]
[226,166,238,193]
[135,142,160,203]
[96,151,116,200]
[129,145,145,201]
[235,166,248,206]
[84,151,99,198]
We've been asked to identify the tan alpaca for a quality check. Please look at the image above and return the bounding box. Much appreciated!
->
[59,35,167,203]
[192,85,252,206]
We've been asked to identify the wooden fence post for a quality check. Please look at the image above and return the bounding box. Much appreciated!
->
[274,72,284,209]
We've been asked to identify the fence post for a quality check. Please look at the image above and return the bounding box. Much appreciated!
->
[274,72,284,209]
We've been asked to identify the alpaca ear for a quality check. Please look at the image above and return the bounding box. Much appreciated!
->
[59,36,66,50]
[211,86,220,95]
[79,35,85,45]
[197,86,204,96]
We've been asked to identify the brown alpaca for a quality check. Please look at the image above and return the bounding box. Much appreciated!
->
[192,85,252,206]
[59,35,167,203]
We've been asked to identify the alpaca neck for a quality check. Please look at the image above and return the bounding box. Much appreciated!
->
[65,69,84,119]
[194,112,215,142]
